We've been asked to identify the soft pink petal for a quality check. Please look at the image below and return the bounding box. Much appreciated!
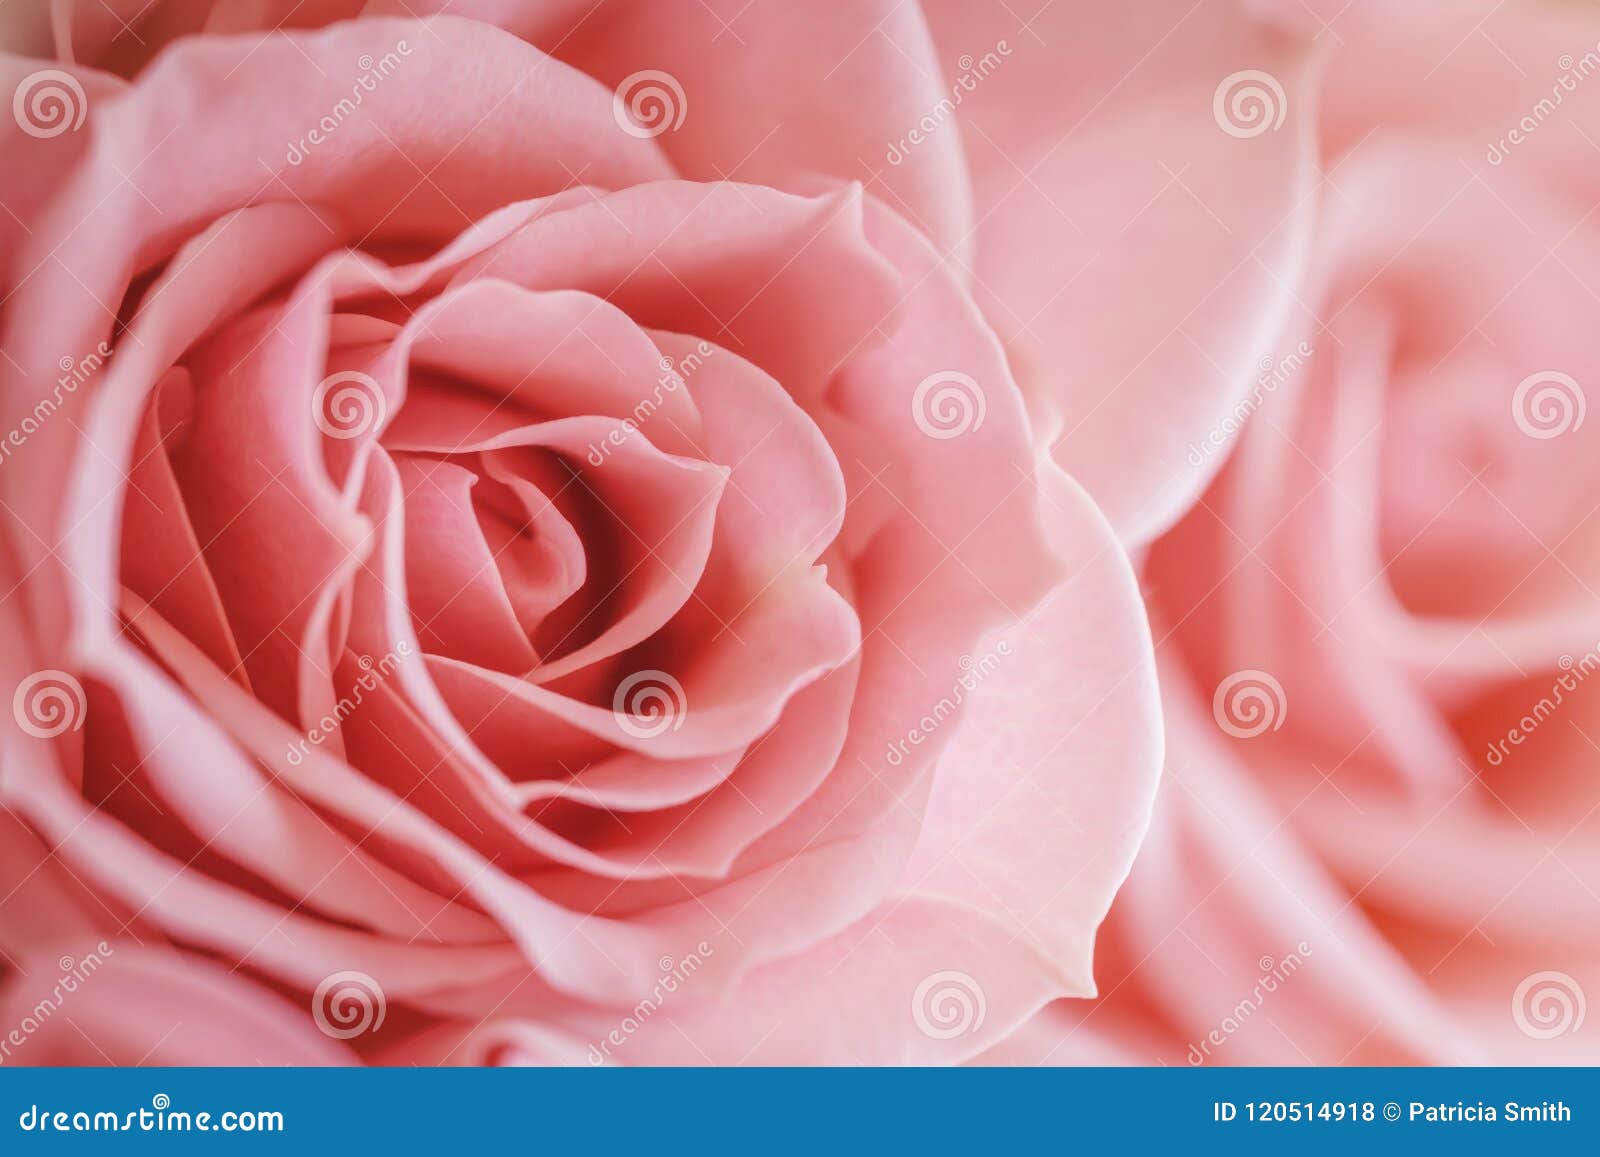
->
[920,0,1320,545]
[907,467,1161,988]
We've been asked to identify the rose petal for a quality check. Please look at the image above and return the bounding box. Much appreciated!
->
[906,466,1162,987]
[919,0,1320,546]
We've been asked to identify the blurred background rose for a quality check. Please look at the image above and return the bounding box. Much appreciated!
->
[988,0,1600,1066]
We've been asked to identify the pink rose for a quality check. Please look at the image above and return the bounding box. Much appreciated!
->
[0,0,1338,1064]
[1001,0,1600,1066]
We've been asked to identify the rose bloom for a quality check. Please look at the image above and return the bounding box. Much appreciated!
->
[0,0,1338,1065]
[980,0,1600,1066]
